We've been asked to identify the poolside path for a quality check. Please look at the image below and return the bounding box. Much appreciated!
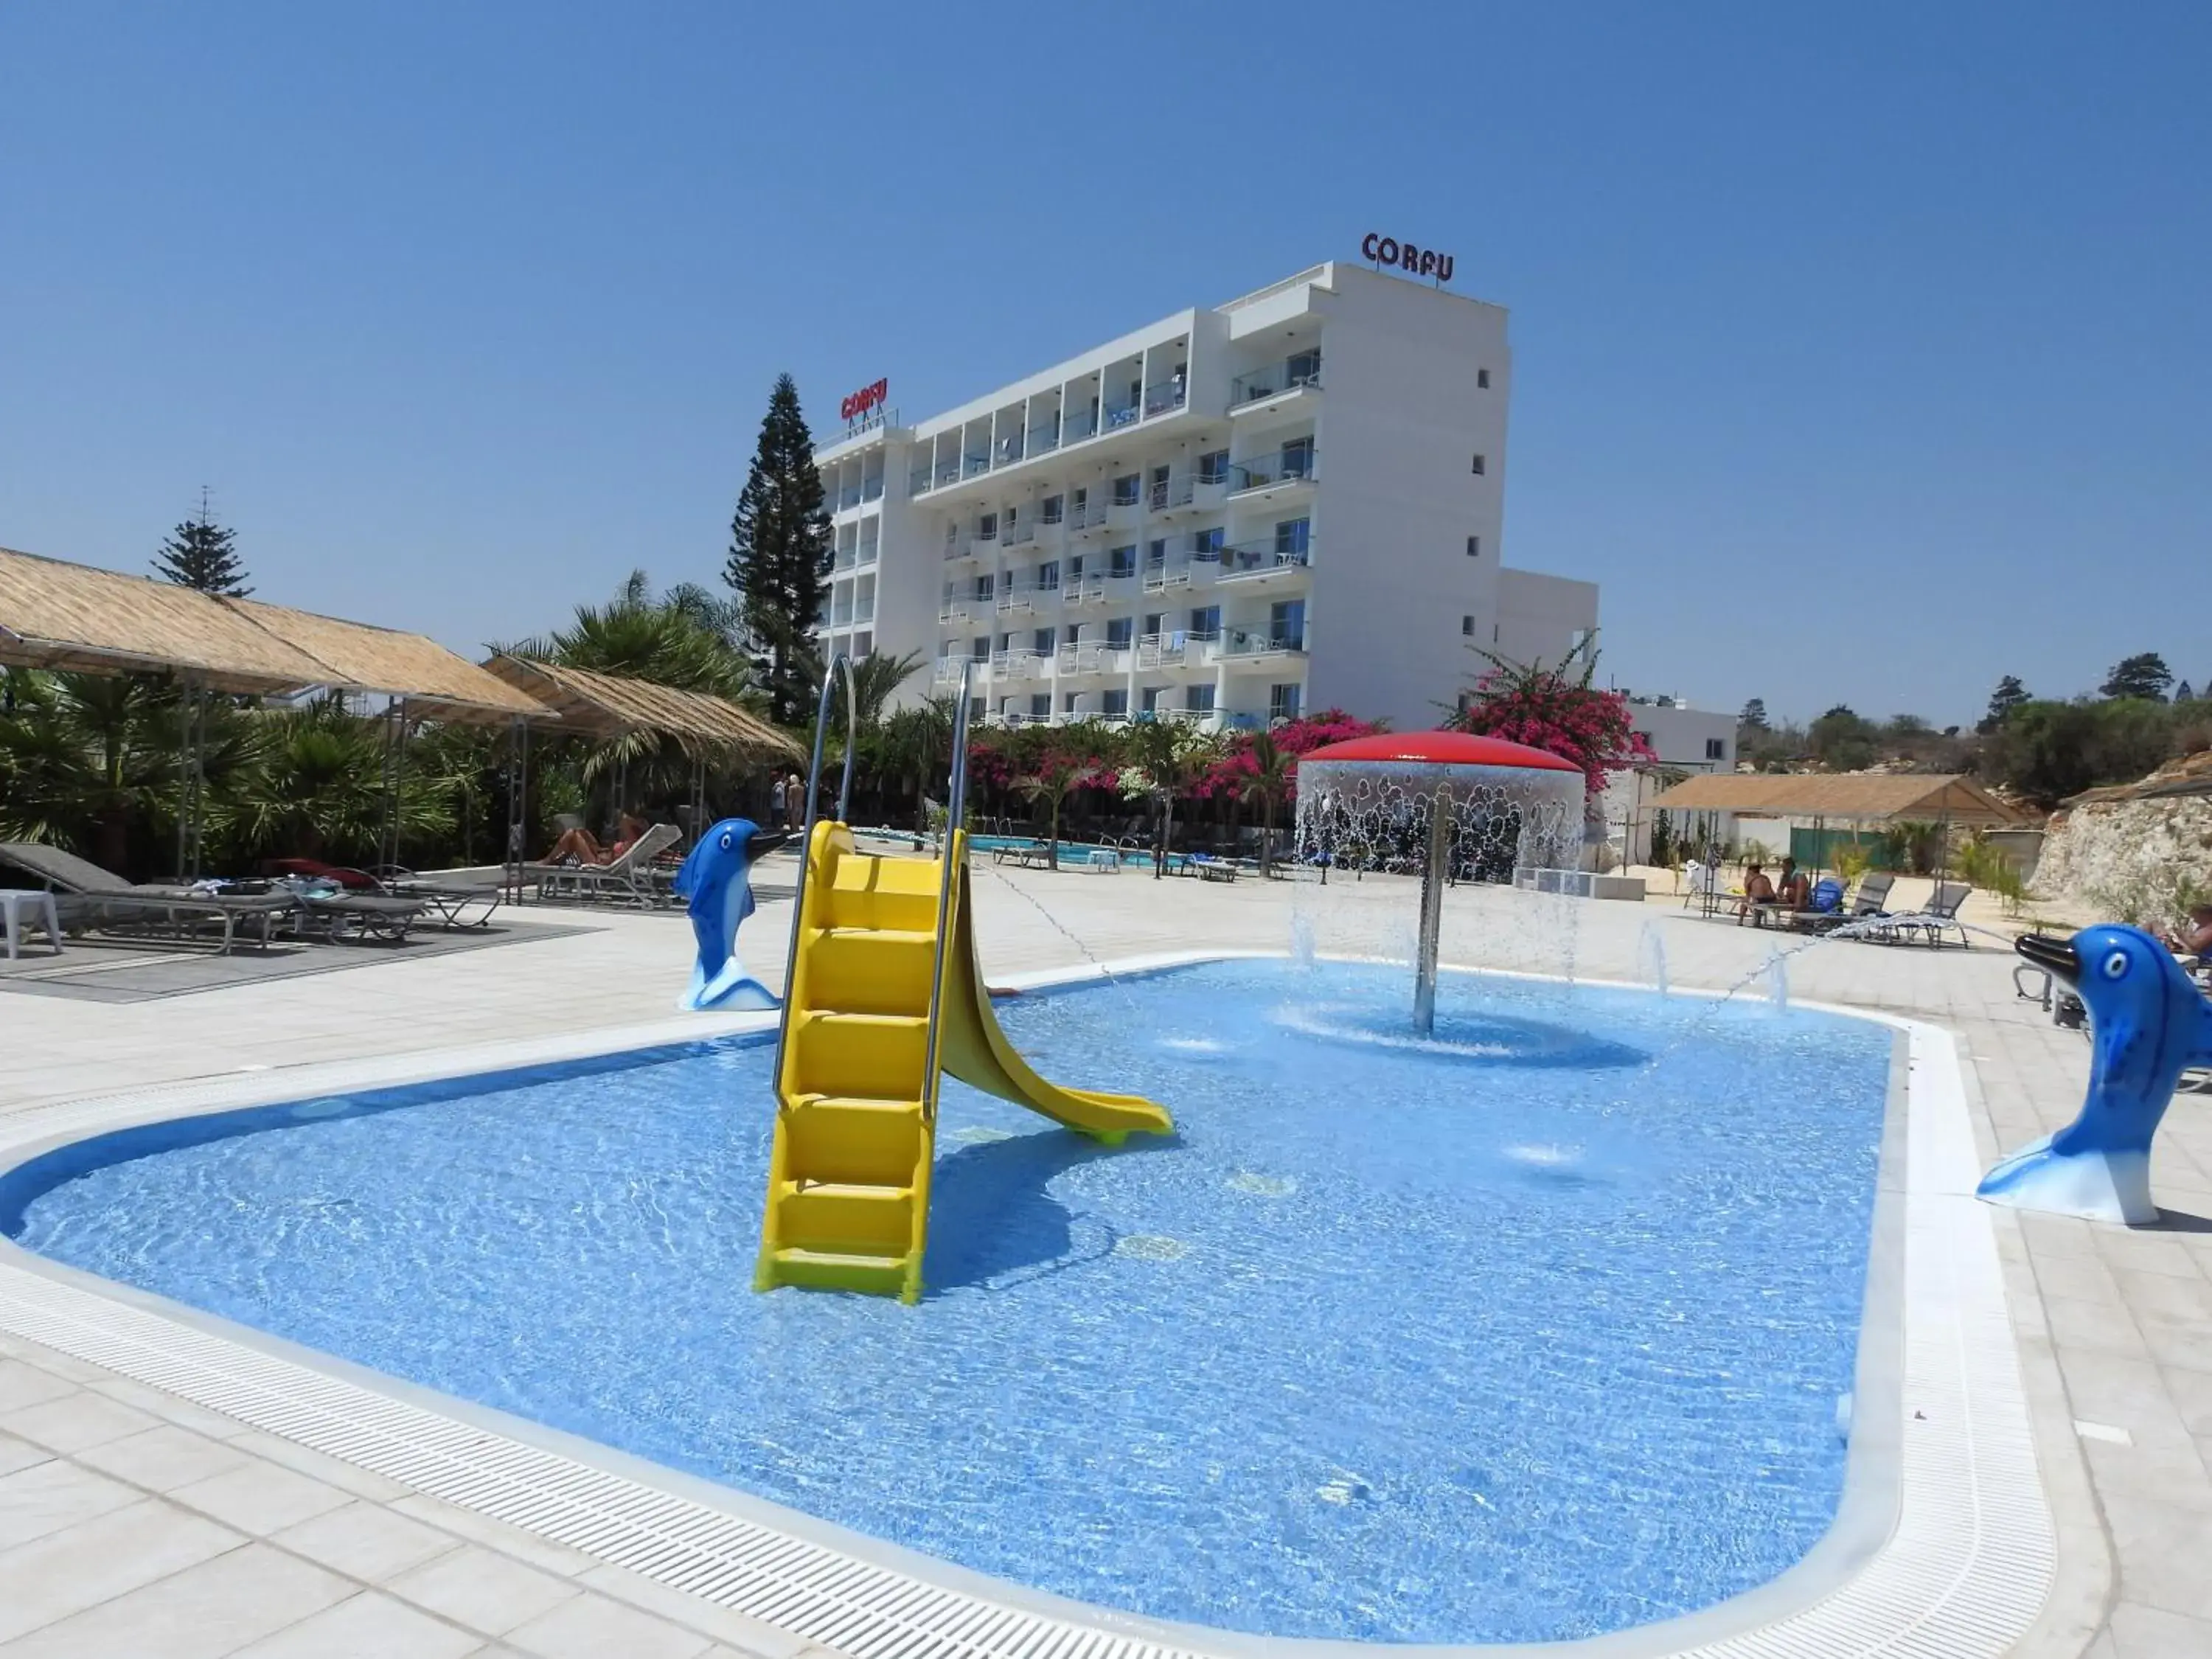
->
[1,862,2205,1657]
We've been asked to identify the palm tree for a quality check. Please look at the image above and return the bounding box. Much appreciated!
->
[872,696,956,832]
[217,698,454,865]
[1124,718,1220,878]
[0,669,184,874]
[1013,739,1107,871]
[1239,730,1295,876]
[846,650,927,731]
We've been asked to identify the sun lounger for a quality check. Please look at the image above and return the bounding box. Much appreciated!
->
[293,890,426,944]
[1879,881,1974,949]
[1192,855,1239,883]
[266,858,503,929]
[523,822,682,906]
[0,841,293,955]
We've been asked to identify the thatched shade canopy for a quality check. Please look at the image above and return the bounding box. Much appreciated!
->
[228,597,543,724]
[0,544,329,693]
[1648,772,2020,826]
[482,655,802,763]
[0,545,552,723]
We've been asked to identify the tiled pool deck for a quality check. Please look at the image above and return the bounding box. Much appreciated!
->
[1,861,2206,1658]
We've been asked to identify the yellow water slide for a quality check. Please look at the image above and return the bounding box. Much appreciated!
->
[755,824,1171,1301]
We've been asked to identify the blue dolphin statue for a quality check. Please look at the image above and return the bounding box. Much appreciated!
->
[1978,925,2212,1225]
[671,818,786,1012]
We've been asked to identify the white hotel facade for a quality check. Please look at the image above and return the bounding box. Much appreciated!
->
[811,260,1598,733]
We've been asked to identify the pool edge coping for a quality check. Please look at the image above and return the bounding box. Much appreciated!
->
[0,950,2057,1659]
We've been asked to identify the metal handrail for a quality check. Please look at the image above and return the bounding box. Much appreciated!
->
[775,655,858,1068]
[920,661,973,1125]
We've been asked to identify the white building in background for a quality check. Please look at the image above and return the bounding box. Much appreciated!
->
[1603,695,1740,868]
[810,261,1599,732]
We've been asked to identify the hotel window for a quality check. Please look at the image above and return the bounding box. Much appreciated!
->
[1187,684,1215,713]
[1063,692,1081,714]
[973,574,994,601]
[1143,612,1164,637]
[1032,627,1054,654]
[1030,694,1050,720]
[1282,435,1315,477]
[1113,473,1141,507]
[1071,487,1088,514]
[1269,684,1302,722]
[1197,449,1230,484]
[1105,617,1133,648]
[1042,493,1065,524]
[1194,526,1225,558]
[1108,544,1137,577]
[1141,686,1162,713]
[1189,604,1220,635]
[1471,453,1486,476]
[1037,559,1059,588]
[978,512,997,539]
[1462,616,1475,636]
[1064,622,1082,645]
[1477,368,1491,389]
[971,636,989,661]
[1147,538,1167,568]
[1102,689,1129,716]
[1467,534,1481,557]
[1706,738,1727,760]
[1274,517,1310,556]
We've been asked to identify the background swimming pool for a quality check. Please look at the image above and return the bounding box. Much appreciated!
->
[9,961,1891,1645]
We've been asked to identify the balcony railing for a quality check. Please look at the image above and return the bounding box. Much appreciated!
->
[1027,422,1060,456]
[1136,633,1187,667]
[964,453,991,478]
[854,599,874,624]
[1228,447,1317,492]
[995,434,1024,467]
[935,462,961,488]
[1055,643,1123,675]
[1062,408,1099,444]
[830,605,853,627]
[1061,575,1108,608]
[908,466,933,495]
[1231,355,1323,406]
[1220,539,1312,577]
[1002,520,1036,548]
[862,476,884,501]
[1102,397,1141,431]
[933,656,977,685]
[1142,378,1188,418]
[995,580,1057,613]
[856,540,878,566]
[1220,630,1307,658]
[1068,500,1112,530]
[1142,561,1194,594]
[937,600,973,623]
[837,487,862,510]
[990,648,1046,680]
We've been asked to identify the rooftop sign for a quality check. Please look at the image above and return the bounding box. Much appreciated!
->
[839,378,888,423]
[1360,233,1453,283]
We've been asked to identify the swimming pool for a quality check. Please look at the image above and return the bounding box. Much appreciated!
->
[4,959,1893,1646]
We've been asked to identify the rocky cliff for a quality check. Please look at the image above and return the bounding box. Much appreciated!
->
[2031,750,2212,919]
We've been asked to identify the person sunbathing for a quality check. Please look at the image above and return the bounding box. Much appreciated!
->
[1737,861,1778,923]
[2162,902,2212,961]
[1775,856,1812,910]
[545,813,646,867]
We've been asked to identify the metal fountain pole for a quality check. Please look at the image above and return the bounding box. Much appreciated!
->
[1413,782,1452,1036]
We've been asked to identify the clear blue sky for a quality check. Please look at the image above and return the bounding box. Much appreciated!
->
[2,2,2205,728]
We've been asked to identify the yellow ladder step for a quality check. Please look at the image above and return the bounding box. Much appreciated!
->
[766,1245,916,1297]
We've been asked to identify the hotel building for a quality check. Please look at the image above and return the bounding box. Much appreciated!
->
[811,260,1598,732]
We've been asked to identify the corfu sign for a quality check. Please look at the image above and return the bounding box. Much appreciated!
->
[839,378,888,422]
[1360,233,1454,283]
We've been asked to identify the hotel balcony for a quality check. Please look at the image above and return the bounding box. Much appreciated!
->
[1135,631,1217,672]
[1217,540,1312,588]
[933,655,980,686]
[1229,354,1323,415]
[1054,643,1127,677]
[1001,519,1037,549]
[1217,629,1308,669]
[990,648,1048,681]
[1226,445,1318,502]
[995,580,1058,614]
[1142,377,1189,419]
[937,599,977,624]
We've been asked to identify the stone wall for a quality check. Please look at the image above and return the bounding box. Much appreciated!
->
[2031,750,2212,919]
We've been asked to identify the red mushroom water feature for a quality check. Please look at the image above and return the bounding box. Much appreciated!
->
[1295,731,1585,1034]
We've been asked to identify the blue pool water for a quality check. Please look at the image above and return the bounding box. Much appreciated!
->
[7,961,1891,1645]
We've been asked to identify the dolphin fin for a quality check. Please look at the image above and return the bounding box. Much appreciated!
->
[685,959,778,1012]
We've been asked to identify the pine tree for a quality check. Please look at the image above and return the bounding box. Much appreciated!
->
[2099,653,2172,702]
[2174,680,2194,703]
[151,489,251,595]
[725,375,831,726]
[1978,674,2029,734]
[1739,698,1768,731]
